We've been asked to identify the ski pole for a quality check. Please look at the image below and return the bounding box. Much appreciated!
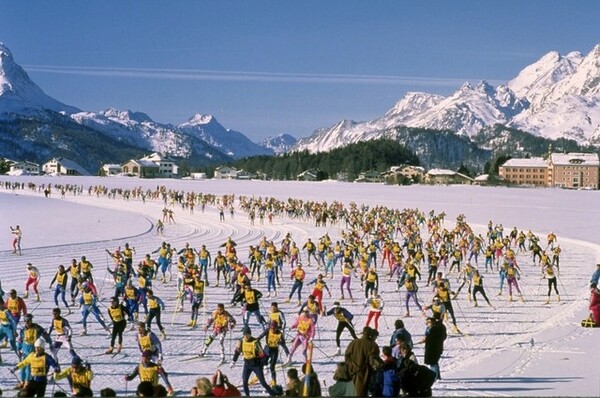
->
[557,276,566,296]
[536,277,543,297]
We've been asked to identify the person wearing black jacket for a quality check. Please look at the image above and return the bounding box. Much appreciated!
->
[417,317,447,381]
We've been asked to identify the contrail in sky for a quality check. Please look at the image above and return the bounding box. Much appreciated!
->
[22,64,504,86]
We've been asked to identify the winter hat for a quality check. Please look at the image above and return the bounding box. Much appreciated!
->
[34,338,45,349]
[71,357,82,366]
[242,326,252,336]
[332,301,340,307]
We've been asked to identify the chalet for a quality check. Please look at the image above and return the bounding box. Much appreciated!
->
[121,159,159,178]
[9,161,40,175]
[100,164,122,176]
[42,158,90,176]
[297,170,318,182]
[424,169,473,185]
[383,165,426,183]
[140,152,177,178]
[235,170,256,180]
[355,170,383,183]
[398,165,426,180]
[214,166,238,179]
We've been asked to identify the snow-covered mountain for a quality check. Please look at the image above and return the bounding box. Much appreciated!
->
[0,42,79,117]
[178,114,273,158]
[294,44,600,153]
[0,42,274,168]
[261,133,297,154]
[508,44,600,143]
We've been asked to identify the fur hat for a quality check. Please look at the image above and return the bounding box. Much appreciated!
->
[34,338,45,349]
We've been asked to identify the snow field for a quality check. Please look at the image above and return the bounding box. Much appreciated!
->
[0,177,598,396]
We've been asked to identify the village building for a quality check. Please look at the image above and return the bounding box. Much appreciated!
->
[234,170,256,180]
[119,152,177,178]
[549,152,599,189]
[424,168,473,185]
[140,152,177,178]
[498,153,599,189]
[121,159,160,178]
[9,160,40,175]
[42,157,90,176]
[498,157,548,186]
[355,170,383,183]
[100,163,122,176]
[213,166,238,179]
[296,169,318,181]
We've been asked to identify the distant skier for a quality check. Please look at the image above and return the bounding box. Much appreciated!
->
[10,225,22,255]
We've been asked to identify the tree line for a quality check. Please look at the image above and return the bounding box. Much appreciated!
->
[205,138,420,181]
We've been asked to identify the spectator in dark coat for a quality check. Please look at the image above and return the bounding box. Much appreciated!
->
[418,317,447,380]
[344,326,383,396]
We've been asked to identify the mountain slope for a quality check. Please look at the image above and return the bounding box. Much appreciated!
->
[261,133,297,154]
[509,45,600,141]
[0,43,80,118]
[293,82,528,153]
[293,44,600,154]
[0,42,271,170]
[178,114,273,159]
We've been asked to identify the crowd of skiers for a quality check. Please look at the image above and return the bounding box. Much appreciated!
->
[0,179,598,397]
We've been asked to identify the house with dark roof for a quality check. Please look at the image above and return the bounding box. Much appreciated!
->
[42,158,90,176]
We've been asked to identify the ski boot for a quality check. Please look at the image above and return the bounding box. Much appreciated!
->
[105,346,114,354]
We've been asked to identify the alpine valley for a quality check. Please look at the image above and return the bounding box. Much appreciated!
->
[1,41,599,174]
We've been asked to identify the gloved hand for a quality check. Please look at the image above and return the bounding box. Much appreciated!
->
[229,361,235,368]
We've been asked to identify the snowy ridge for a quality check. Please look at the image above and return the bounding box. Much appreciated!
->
[0,42,274,162]
[179,114,274,158]
[294,44,600,153]
[0,42,79,117]
[261,133,297,154]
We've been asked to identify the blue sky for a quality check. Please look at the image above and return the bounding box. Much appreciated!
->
[1,1,598,141]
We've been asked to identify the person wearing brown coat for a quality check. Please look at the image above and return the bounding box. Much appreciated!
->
[344,326,383,396]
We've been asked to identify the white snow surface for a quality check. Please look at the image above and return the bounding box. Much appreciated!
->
[0,176,598,397]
